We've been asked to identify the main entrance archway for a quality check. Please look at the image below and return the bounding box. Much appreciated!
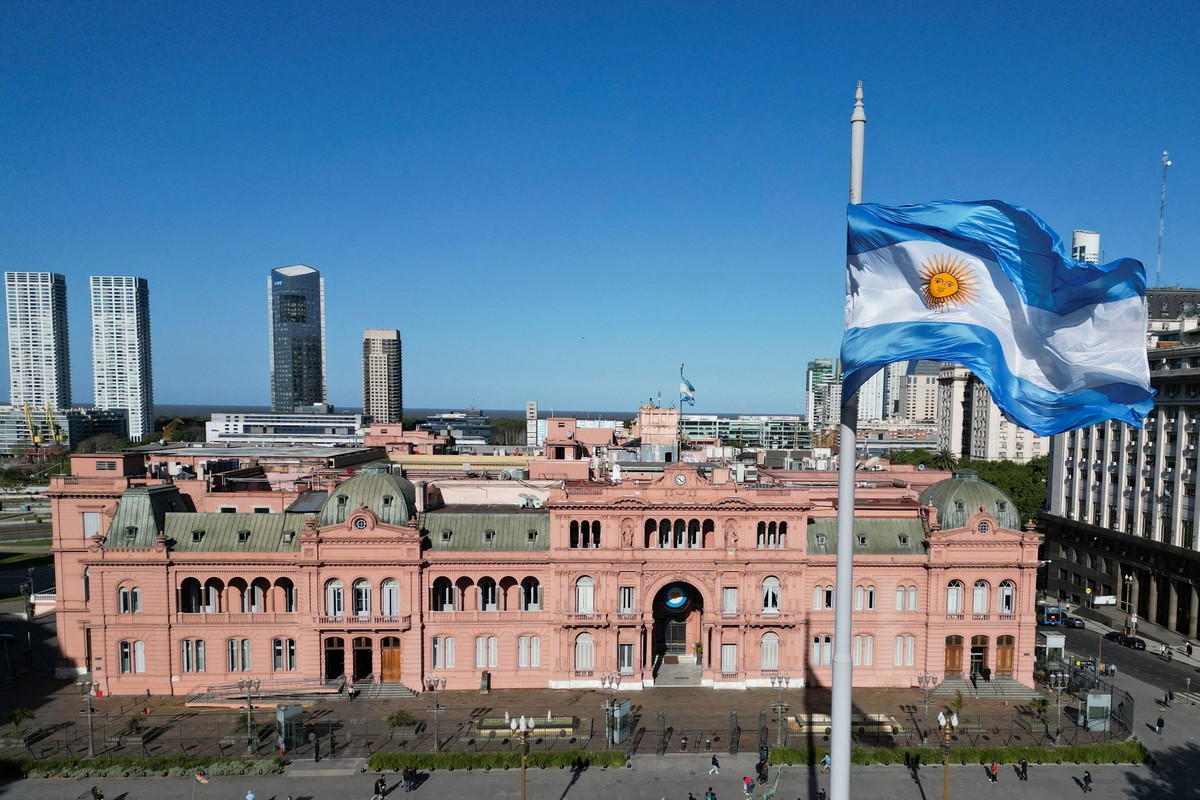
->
[651,582,704,663]
[324,636,345,680]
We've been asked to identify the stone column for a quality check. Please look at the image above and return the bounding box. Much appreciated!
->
[1189,585,1199,641]
[1148,573,1159,626]
[1168,580,1179,634]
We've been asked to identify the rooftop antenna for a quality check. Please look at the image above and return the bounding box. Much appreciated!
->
[1156,149,1172,288]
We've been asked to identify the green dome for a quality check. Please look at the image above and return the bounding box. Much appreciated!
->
[319,472,416,527]
[918,469,1021,530]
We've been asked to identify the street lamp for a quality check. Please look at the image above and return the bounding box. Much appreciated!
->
[76,679,95,758]
[1050,672,1070,742]
[917,672,939,745]
[937,711,952,800]
[426,676,446,752]
[510,714,536,800]
[1123,574,1135,635]
[601,673,621,747]
[236,679,260,755]
[770,673,790,747]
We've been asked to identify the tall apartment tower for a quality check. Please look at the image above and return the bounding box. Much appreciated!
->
[268,265,326,412]
[90,276,153,440]
[4,272,70,409]
[1072,230,1101,263]
[805,358,840,430]
[362,329,403,424]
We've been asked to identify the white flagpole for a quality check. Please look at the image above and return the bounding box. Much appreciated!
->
[830,81,865,800]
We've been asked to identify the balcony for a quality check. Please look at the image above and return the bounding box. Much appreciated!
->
[427,610,548,623]
[998,614,1017,622]
[175,612,296,624]
[313,614,413,630]
[971,613,991,621]
[945,613,965,621]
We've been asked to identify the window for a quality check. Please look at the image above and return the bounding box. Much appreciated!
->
[119,640,145,674]
[474,636,498,669]
[760,632,780,671]
[619,586,635,614]
[722,587,738,614]
[893,635,915,666]
[432,636,455,668]
[381,579,400,616]
[574,632,595,671]
[119,587,142,614]
[761,577,781,613]
[618,642,634,673]
[479,578,498,611]
[811,635,832,666]
[721,643,738,673]
[852,635,874,666]
[946,581,964,614]
[998,581,1015,614]
[97,460,116,471]
[575,576,595,614]
[518,635,541,668]
[520,578,541,611]
[433,578,456,611]
[83,511,101,538]
[813,585,834,610]
[353,580,372,617]
[972,580,989,613]
[227,638,251,671]
[907,586,918,611]
[854,585,876,611]
[182,639,206,673]
[325,579,345,617]
[895,585,906,611]
[273,638,296,671]
[237,529,251,543]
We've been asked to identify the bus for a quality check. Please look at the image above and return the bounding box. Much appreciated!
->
[1041,604,1063,625]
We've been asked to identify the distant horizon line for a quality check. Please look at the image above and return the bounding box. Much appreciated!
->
[150,402,809,421]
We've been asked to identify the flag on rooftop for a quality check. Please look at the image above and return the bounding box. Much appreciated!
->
[840,200,1154,436]
[679,366,696,407]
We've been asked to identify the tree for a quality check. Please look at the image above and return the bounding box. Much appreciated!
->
[885,449,933,467]
[8,708,34,733]
[74,433,129,453]
[930,448,958,471]
[958,455,1048,523]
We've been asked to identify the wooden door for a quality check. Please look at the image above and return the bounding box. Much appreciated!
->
[381,637,402,682]
[996,636,1014,676]
[944,636,963,675]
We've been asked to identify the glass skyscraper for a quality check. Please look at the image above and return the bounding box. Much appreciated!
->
[268,265,326,412]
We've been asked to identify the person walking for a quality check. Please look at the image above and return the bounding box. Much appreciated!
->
[982,666,992,684]
[90,787,104,800]
[1157,715,1165,734]
[1018,758,1028,781]
[743,776,754,796]
[689,793,697,800]
[988,761,999,783]
[709,754,720,774]
[820,753,831,773]
[705,788,716,800]
[247,792,256,800]
[970,671,978,691]
[1082,770,1092,793]
[375,774,387,797]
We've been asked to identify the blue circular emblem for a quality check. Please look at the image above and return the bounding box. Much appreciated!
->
[664,584,688,609]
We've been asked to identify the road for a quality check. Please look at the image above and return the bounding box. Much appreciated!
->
[1058,624,1199,696]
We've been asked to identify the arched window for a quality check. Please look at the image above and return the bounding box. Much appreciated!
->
[893,635,915,666]
[811,635,832,666]
[520,577,542,611]
[852,634,874,666]
[249,578,269,613]
[813,584,834,610]
[381,579,400,616]
[575,576,595,614]
[119,640,146,674]
[276,578,296,613]
[907,586,918,611]
[687,519,700,548]
[181,578,202,613]
[202,578,222,613]
[353,579,371,617]
[574,632,595,671]
[591,520,601,548]
[778,521,787,549]
[895,585,905,611]
[432,577,456,611]
[972,580,989,613]
[475,635,499,668]
[866,585,876,610]
[998,580,1015,614]
[273,638,296,671]
[761,577,780,612]
[325,579,345,617]
[518,635,541,668]
[946,580,964,614]
[119,586,142,614]
[479,577,498,611]
[182,639,206,672]
[757,522,767,549]
[855,585,864,611]
[658,519,671,548]
[760,632,780,670]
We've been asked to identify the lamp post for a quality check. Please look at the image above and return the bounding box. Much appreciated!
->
[1050,672,1070,741]
[76,679,95,758]
[1123,574,1135,635]
[236,678,259,755]
[917,672,939,745]
[510,714,535,800]
[426,676,446,752]
[601,673,621,746]
[937,711,951,800]
[770,672,790,747]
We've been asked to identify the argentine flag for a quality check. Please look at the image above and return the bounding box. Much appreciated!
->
[841,201,1153,437]
[680,375,696,407]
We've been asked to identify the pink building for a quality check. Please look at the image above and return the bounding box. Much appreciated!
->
[51,453,1040,696]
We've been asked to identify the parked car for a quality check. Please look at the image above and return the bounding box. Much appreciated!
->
[1064,616,1086,628]
[1121,636,1147,650]
[1103,630,1124,642]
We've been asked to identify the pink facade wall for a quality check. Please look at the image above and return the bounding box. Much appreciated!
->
[51,457,1040,696]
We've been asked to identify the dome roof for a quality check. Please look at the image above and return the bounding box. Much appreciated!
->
[917,469,1021,531]
[319,472,416,527]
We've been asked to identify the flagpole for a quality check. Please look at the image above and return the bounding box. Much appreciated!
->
[831,81,865,800]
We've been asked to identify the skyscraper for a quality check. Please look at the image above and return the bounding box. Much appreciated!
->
[4,272,70,409]
[362,329,403,424]
[268,265,326,412]
[1072,230,1101,263]
[91,276,153,440]
[805,358,840,430]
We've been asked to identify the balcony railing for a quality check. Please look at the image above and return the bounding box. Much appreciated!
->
[426,610,548,622]
[175,612,295,624]
[945,613,965,621]
[972,613,991,621]
[314,614,412,630]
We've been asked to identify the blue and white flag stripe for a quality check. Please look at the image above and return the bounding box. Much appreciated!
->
[680,375,696,406]
[842,201,1153,437]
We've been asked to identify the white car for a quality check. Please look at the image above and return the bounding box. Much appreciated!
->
[1063,616,1086,628]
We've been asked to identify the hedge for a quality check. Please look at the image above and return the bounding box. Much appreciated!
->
[0,754,285,780]
[768,739,1148,767]
[367,749,626,772]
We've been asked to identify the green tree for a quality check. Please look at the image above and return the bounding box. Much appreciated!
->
[958,455,1047,524]
[74,433,130,453]
[930,448,958,471]
[885,449,933,467]
[8,708,35,732]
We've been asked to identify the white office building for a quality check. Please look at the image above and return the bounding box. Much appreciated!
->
[4,272,71,410]
[937,365,1047,464]
[1072,230,1101,263]
[91,276,153,439]
[206,408,367,447]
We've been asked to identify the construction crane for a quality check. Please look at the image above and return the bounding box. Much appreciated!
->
[22,404,42,462]
[43,404,66,444]
[162,418,187,441]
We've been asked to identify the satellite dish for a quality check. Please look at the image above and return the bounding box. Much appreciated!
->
[865,456,880,469]
[566,430,573,439]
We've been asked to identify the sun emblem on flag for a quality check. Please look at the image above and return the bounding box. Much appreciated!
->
[919,254,978,310]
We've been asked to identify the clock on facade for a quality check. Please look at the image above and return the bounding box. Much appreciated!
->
[674,474,687,486]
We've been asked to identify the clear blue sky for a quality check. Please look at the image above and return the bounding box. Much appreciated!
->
[2,2,1196,415]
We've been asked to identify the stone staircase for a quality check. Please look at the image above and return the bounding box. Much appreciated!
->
[934,674,1043,701]
[364,682,418,699]
[653,654,702,687]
